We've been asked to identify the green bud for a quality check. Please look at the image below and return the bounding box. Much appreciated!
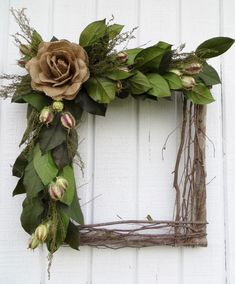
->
[52,101,64,112]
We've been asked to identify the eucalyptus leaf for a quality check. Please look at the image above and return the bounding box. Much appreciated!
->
[147,73,171,97]
[20,197,44,234]
[64,221,80,250]
[128,71,151,95]
[196,37,234,59]
[107,24,124,39]
[33,144,58,185]
[79,19,106,47]
[13,177,26,196]
[85,77,117,104]
[60,165,76,206]
[185,84,215,105]
[23,160,44,198]
[198,63,221,86]
[163,73,183,90]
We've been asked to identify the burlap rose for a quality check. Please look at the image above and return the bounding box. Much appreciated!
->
[25,40,90,100]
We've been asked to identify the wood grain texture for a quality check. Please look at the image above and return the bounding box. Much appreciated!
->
[0,0,234,283]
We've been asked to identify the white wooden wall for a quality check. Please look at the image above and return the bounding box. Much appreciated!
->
[0,0,235,283]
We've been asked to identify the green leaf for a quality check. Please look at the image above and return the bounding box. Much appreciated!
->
[146,73,171,97]
[60,165,76,206]
[185,84,215,105]
[198,63,221,86]
[12,150,28,178]
[12,75,51,110]
[79,19,106,47]
[75,89,107,116]
[21,197,44,234]
[85,77,117,104]
[163,73,183,90]
[23,160,44,198]
[20,107,39,146]
[196,37,234,59]
[64,191,84,225]
[106,70,134,81]
[128,71,151,95]
[154,41,172,50]
[39,115,67,154]
[134,45,169,71]
[23,92,51,111]
[52,128,78,169]
[33,144,58,185]
[107,24,124,39]
[13,178,26,196]
[64,221,80,250]
[126,48,143,65]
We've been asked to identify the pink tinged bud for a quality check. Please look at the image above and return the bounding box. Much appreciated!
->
[56,176,69,191]
[28,234,40,249]
[168,69,182,76]
[35,224,49,242]
[183,63,202,75]
[60,112,76,129]
[117,52,128,63]
[39,107,54,125]
[52,101,64,112]
[181,76,196,90]
[48,182,64,201]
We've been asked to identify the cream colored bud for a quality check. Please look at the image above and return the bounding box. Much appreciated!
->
[181,76,196,90]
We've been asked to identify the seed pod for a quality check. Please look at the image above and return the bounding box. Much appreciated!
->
[183,63,202,75]
[52,101,64,112]
[181,76,196,90]
[48,182,64,201]
[117,52,128,63]
[35,224,49,242]
[39,107,54,125]
[60,112,76,129]
[28,234,40,249]
[56,176,69,191]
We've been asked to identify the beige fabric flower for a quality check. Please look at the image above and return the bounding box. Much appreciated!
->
[26,40,90,100]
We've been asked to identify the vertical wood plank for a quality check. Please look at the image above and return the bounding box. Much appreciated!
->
[137,1,182,283]
[181,1,226,283]
[90,1,139,283]
[221,0,235,283]
[0,1,51,283]
[45,1,97,283]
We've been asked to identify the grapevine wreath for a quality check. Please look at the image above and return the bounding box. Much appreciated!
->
[0,9,234,269]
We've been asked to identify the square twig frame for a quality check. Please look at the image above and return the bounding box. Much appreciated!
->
[77,100,207,248]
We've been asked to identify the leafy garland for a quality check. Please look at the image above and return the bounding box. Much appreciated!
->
[0,9,234,262]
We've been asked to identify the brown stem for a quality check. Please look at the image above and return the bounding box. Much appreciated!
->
[173,98,187,222]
